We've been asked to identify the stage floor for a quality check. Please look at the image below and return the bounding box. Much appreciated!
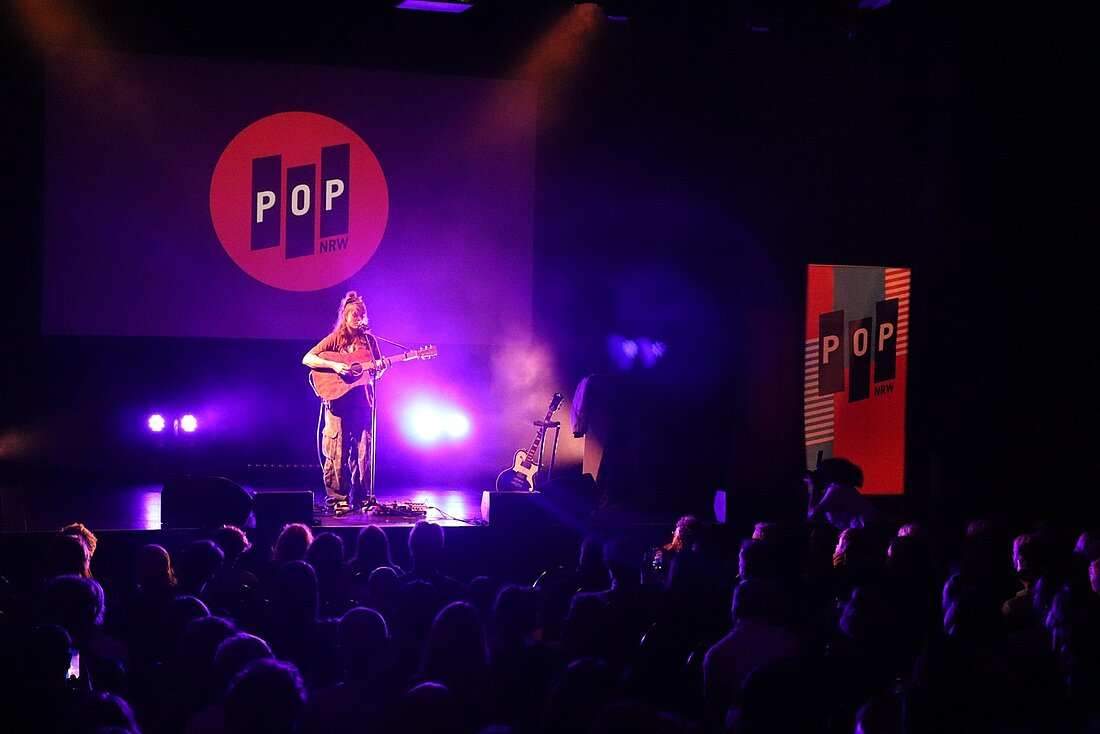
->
[0,479,492,533]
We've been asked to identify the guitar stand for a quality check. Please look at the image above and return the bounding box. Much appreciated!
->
[533,420,561,489]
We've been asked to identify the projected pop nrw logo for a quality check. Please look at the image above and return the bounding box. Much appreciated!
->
[210,112,388,291]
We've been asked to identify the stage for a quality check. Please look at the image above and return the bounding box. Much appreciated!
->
[0,467,680,594]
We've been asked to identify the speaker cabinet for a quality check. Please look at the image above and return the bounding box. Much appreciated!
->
[161,475,252,529]
[481,473,599,527]
[482,490,549,526]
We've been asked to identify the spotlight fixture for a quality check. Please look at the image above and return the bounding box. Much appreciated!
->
[395,0,473,12]
[148,414,166,432]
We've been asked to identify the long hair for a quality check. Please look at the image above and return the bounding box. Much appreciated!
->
[331,291,366,349]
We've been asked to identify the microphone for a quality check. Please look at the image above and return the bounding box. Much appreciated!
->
[357,319,371,332]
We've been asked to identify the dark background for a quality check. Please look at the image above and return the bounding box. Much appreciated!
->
[1,0,1097,531]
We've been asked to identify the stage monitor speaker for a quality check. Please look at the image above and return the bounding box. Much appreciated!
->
[482,473,599,527]
[252,490,314,529]
[481,490,549,526]
[161,475,252,529]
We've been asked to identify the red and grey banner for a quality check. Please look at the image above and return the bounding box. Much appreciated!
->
[804,265,910,495]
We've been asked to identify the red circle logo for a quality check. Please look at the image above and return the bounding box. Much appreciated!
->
[210,112,388,291]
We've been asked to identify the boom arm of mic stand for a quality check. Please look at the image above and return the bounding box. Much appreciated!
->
[361,329,410,351]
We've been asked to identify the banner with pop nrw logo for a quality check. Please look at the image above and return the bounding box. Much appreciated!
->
[804,265,910,495]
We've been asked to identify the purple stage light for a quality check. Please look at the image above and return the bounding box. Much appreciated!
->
[179,414,198,433]
[408,406,443,443]
[444,413,470,438]
[148,414,166,432]
[606,334,637,371]
[396,0,472,12]
[401,401,471,446]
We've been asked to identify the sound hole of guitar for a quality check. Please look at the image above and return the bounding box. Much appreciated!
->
[348,363,364,378]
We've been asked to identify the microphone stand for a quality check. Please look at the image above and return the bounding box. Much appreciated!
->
[361,329,410,512]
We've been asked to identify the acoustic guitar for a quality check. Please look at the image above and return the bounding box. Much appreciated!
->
[495,392,565,492]
[309,345,437,401]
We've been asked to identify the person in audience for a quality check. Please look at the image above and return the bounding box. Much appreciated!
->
[175,539,226,600]
[539,657,621,734]
[807,457,881,530]
[223,658,306,734]
[44,531,93,581]
[297,606,397,734]
[182,631,276,734]
[307,531,354,618]
[253,522,314,592]
[407,601,493,733]
[347,524,404,577]
[702,578,800,732]
[40,574,130,697]
[401,520,466,604]
[389,578,443,685]
[488,584,563,733]
[204,525,265,627]
[69,690,144,734]
[261,559,339,690]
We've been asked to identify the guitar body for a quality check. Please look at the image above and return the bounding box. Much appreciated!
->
[309,345,438,401]
[495,450,538,492]
[309,350,379,401]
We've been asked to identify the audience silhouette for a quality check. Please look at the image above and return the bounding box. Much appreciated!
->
[4,458,1100,734]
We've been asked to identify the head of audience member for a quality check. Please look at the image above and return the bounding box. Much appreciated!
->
[562,592,616,662]
[213,633,275,694]
[44,532,93,580]
[493,584,540,643]
[943,573,1002,640]
[272,523,313,566]
[167,593,211,635]
[408,520,446,572]
[664,515,703,553]
[271,559,320,625]
[133,543,177,590]
[738,538,780,582]
[40,574,106,646]
[416,601,489,686]
[577,532,612,589]
[392,682,457,734]
[1045,582,1100,655]
[337,606,389,677]
[307,532,346,575]
[540,657,620,734]
[393,579,443,637]
[602,536,643,587]
[224,658,306,734]
[839,584,895,640]
[368,565,401,613]
[71,692,143,734]
[60,522,98,557]
[176,539,225,594]
[1011,532,1052,587]
[350,524,396,573]
[731,578,777,624]
[179,614,236,668]
[467,575,503,621]
[212,525,251,566]
[814,457,864,491]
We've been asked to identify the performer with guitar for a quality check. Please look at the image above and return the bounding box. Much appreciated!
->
[302,291,386,513]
